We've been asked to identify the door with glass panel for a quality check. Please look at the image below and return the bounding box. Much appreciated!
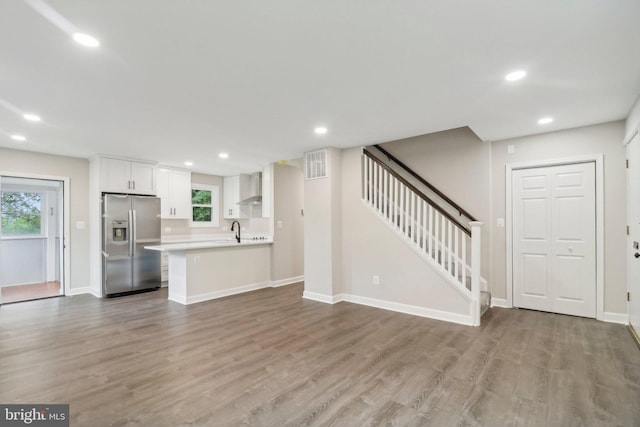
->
[0,176,64,304]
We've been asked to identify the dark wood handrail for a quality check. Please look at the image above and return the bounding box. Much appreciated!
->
[363,149,471,236]
[372,144,478,222]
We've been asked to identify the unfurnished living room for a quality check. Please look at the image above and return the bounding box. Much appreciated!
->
[1,1,640,426]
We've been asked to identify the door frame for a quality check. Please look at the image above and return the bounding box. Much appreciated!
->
[625,129,640,341]
[0,171,71,298]
[505,154,604,321]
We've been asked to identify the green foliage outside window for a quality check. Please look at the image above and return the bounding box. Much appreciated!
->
[1,191,42,235]
[192,189,211,205]
[192,206,212,222]
[192,188,213,223]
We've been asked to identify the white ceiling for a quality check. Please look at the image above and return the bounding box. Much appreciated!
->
[1,0,640,175]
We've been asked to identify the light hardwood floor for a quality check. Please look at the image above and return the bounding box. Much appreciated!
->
[1,283,639,426]
[1,281,62,304]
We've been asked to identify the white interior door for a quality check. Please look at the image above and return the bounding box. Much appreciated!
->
[627,134,640,333]
[512,162,596,318]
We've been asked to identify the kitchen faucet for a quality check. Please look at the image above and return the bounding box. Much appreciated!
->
[231,221,241,243]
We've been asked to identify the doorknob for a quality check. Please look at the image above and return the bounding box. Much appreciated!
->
[635,252,640,259]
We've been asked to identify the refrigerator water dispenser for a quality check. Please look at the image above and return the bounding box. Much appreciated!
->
[112,220,128,241]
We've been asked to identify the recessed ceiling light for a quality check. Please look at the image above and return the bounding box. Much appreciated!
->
[23,113,41,122]
[538,117,554,125]
[72,33,100,48]
[505,70,527,82]
[314,127,328,135]
[218,153,229,159]
[184,161,194,166]
[11,134,26,141]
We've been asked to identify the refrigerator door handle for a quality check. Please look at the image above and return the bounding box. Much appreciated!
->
[128,209,134,257]
[132,209,137,256]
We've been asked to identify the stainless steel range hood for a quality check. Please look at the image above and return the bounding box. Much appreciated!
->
[238,172,262,206]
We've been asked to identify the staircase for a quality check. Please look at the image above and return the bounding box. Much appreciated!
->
[362,145,490,325]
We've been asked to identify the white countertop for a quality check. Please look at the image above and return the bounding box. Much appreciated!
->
[145,237,272,252]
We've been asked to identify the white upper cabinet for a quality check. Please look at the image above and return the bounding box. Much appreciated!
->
[101,157,157,195]
[223,175,250,219]
[157,168,192,219]
[130,162,156,194]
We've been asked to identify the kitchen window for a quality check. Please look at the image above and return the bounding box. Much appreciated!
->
[190,184,219,228]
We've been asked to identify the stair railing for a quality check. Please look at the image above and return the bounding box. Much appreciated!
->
[362,147,483,325]
[372,144,477,228]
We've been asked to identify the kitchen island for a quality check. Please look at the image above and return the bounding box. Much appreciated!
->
[145,238,272,305]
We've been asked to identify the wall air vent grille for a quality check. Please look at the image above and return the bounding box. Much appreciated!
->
[305,149,328,180]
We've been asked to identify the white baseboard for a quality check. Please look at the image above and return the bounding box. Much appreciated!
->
[343,294,474,326]
[270,275,304,288]
[302,291,345,304]
[603,312,628,324]
[66,286,95,297]
[181,281,272,305]
[304,291,473,326]
[491,298,509,308]
[168,277,304,305]
[168,293,187,305]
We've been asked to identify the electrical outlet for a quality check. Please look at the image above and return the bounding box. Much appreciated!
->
[194,255,200,265]
[164,227,172,233]
[496,218,504,228]
[373,275,380,285]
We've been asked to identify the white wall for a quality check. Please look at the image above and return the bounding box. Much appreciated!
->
[0,148,90,292]
[304,147,342,298]
[271,163,304,282]
[0,239,46,285]
[491,121,626,314]
[625,94,640,143]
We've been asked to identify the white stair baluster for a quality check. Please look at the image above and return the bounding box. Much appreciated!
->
[454,227,460,285]
[434,211,439,263]
[367,157,372,205]
[378,164,383,211]
[440,215,447,270]
[381,169,386,218]
[409,190,416,242]
[416,197,422,249]
[422,200,427,253]
[393,177,398,227]
[447,220,453,276]
[428,205,433,257]
[461,233,467,290]
[399,182,404,232]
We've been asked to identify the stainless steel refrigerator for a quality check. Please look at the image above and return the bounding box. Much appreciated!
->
[102,194,161,296]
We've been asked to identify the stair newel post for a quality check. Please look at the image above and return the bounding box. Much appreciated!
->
[470,221,483,326]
